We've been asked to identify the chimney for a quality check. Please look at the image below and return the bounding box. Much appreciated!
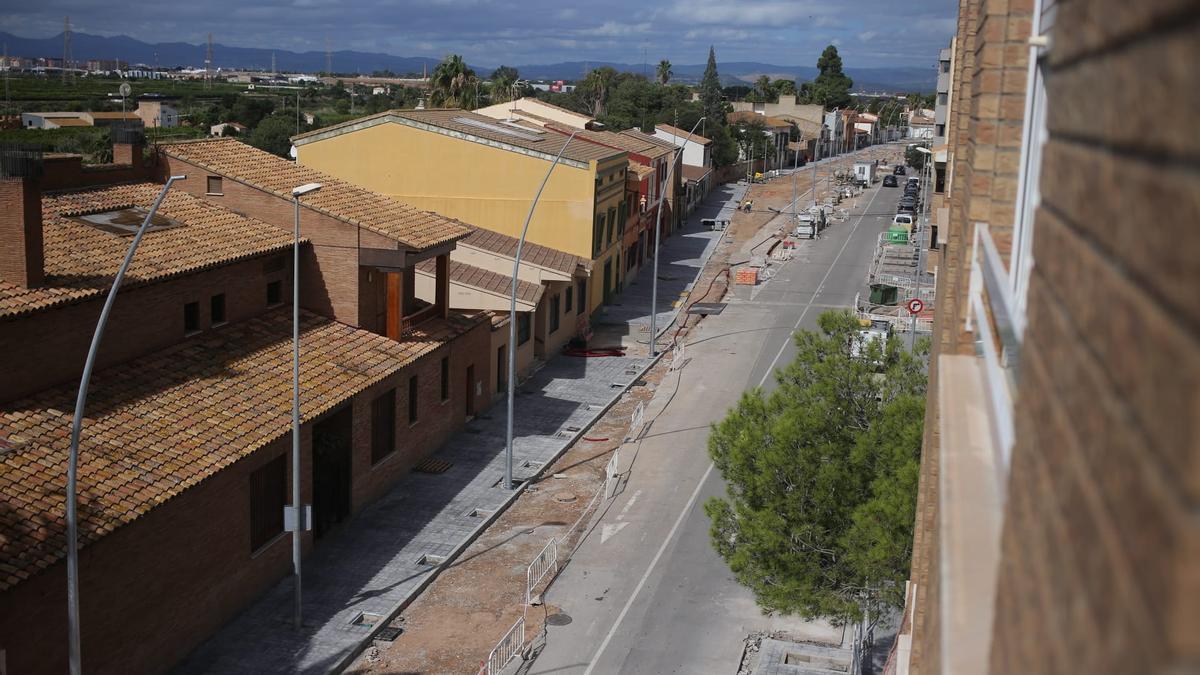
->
[112,121,146,167]
[0,145,45,287]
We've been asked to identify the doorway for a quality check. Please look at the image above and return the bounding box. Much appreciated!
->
[465,364,475,417]
[311,405,352,539]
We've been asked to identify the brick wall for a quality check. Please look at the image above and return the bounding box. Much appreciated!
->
[161,155,374,327]
[990,1,1200,672]
[0,253,291,403]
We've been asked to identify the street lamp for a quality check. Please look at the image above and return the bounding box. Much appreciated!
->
[289,181,321,628]
[505,131,579,490]
[648,116,705,357]
[65,175,186,675]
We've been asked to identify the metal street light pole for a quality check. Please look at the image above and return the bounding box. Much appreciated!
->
[911,145,932,349]
[289,181,321,629]
[66,174,185,675]
[506,130,579,491]
[649,116,704,357]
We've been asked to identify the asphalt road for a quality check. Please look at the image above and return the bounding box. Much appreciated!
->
[525,149,903,675]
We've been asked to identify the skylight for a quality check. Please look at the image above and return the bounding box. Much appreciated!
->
[452,116,546,142]
[76,207,183,236]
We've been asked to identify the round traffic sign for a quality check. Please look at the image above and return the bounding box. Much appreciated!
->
[906,298,925,315]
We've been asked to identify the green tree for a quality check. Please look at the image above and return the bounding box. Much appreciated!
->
[905,144,927,171]
[773,79,797,98]
[731,116,772,167]
[430,54,477,108]
[705,311,927,624]
[247,115,296,157]
[753,75,774,102]
[711,124,740,168]
[699,46,725,126]
[656,59,672,86]
[811,45,854,110]
[488,65,521,104]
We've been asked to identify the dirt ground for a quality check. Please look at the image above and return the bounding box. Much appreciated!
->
[347,145,907,675]
[348,361,669,675]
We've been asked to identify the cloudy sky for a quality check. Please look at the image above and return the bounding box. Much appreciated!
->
[2,0,957,68]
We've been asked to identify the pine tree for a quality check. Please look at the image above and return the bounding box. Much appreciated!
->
[812,45,853,110]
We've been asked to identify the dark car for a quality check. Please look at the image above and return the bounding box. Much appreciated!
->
[883,174,898,187]
[894,165,907,175]
[904,185,920,196]
[898,198,917,213]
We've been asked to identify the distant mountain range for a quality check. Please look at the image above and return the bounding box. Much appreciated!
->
[0,31,936,93]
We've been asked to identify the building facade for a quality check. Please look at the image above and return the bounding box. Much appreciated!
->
[894,1,1199,674]
[291,109,628,316]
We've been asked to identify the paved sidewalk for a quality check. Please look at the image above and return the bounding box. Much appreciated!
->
[173,186,744,674]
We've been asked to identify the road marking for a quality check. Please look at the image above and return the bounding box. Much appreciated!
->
[601,522,630,544]
[616,490,642,521]
[582,159,886,673]
[582,462,715,675]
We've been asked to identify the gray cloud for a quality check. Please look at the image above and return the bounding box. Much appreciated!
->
[1,0,956,67]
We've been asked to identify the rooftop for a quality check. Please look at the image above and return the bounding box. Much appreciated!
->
[543,123,673,161]
[416,258,543,306]
[160,138,472,251]
[654,123,713,146]
[459,227,587,276]
[290,108,621,165]
[727,111,793,129]
[0,307,484,592]
[681,164,713,183]
[0,182,298,321]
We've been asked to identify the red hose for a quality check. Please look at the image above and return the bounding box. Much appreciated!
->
[582,436,609,442]
[562,347,626,357]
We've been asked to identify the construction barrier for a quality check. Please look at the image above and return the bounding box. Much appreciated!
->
[626,401,645,442]
[605,449,621,501]
[670,341,686,372]
[525,538,559,605]
[484,615,525,675]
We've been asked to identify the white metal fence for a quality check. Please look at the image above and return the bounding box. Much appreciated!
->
[605,449,621,501]
[525,538,559,605]
[483,615,525,675]
[626,401,646,442]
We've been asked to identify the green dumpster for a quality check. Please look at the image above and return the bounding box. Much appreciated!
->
[886,226,909,244]
[870,284,899,305]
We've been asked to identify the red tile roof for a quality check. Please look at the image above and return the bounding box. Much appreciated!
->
[0,182,298,321]
[0,308,484,592]
[459,227,586,276]
[416,258,544,305]
[160,138,471,251]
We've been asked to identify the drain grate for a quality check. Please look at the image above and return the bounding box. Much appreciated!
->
[413,457,453,474]
[375,626,403,642]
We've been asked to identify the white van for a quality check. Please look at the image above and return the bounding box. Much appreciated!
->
[893,214,914,230]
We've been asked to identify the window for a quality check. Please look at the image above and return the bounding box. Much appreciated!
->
[594,213,606,255]
[606,212,614,245]
[370,389,396,464]
[577,279,586,315]
[266,280,282,306]
[210,293,226,325]
[249,454,286,552]
[550,294,560,333]
[497,345,507,393]
[517,313,531,345]
[608,207,618,236]
[184,301,200,334]
[938,93,948,106]
[408,375,419,424]
[207,175,223,195]
[440,357,450,402]
[617,202,626,233]
[564,284,573,313]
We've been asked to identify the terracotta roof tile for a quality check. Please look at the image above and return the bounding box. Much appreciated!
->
[416,258,543,305]
[0,308,484,592]
[544,123,673,160]
[0,182,298,321]
[160,138,471,250]
[681,164,712,183]
[458,227,585,276]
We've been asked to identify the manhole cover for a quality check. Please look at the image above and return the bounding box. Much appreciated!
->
[375,626,404,641]
[554,491,577,503]
[545,613,573,626]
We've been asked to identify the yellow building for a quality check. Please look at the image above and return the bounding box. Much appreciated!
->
[292,108,629,316]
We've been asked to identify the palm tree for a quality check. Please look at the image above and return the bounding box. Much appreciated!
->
[581,66,617,117]
[430,54,477,108]
[489,65,520,104]
[755,75,773,102]
[656,59,672,86]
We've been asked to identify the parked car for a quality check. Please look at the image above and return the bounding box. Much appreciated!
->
[898,198,917,213]
[907,176,920,188]
[894,165,907,175]
[893,213,915,229]
[883,174,899,187]
[904,187,919,198]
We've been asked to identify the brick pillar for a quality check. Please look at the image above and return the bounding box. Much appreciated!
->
[0,176,45,288]
[112,140,145,167]
[435,254,449,318]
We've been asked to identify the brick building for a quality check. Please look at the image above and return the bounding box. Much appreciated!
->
[0,135,502,673]
[893,1,1199,674]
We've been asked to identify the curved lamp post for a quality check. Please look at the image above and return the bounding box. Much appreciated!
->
[66,175,186,675]
[505,131,579,490]
[648,116,705,357]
